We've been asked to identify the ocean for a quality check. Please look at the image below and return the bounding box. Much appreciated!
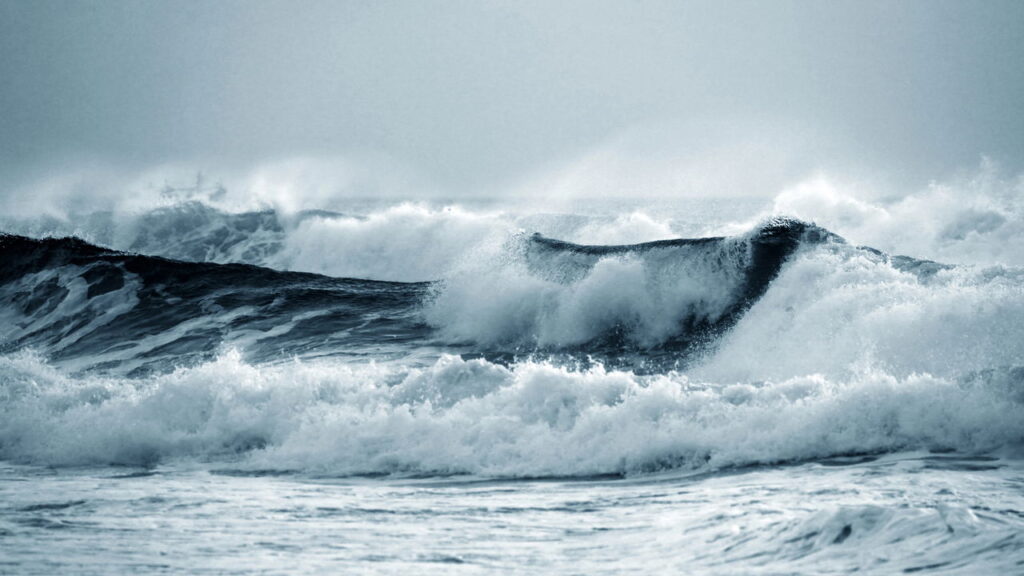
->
[1,181,1023,574]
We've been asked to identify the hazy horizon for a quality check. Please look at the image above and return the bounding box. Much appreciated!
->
[3,0,1023,203]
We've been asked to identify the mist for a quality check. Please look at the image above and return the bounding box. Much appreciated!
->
[2,0,1023,200]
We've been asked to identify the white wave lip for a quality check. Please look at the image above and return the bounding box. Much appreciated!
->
[269,203,508,282]
[425,230,757,348]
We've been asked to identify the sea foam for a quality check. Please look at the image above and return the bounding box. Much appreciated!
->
[0,350,1021,475]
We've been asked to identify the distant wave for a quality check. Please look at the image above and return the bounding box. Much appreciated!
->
[0,201,335,271]
[0,201,507,282]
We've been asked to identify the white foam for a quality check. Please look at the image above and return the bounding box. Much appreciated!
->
[569,211,679,245]
[0,351,1020,475]
[425,231,752,347]
[770,160,1024,266]
[695,244,1024,383]
[269,203,509,282]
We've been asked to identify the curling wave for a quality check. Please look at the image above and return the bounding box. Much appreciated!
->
[0,218,841,374]
[427,218,841,354]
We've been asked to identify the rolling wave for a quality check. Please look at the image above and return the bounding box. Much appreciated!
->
[0,234,429,375]
[2,213,1022,473]
[0,218,840,373]
[428,218,842,356]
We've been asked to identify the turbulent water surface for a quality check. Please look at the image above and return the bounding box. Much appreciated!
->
[1,188,1023,574]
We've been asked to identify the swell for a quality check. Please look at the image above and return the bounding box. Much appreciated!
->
[0,234,430,375]
[0,201,503,282]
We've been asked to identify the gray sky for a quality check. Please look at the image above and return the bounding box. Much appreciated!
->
[2,0,1023,197]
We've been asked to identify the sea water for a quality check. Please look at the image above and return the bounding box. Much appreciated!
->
[1,171,1023,574]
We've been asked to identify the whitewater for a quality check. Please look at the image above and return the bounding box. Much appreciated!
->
[2,168,1023,574]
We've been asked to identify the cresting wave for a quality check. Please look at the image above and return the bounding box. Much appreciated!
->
[0,201,510,283]
[426,218,839,351]
[0,218,838,372]
[1,212,1023,474]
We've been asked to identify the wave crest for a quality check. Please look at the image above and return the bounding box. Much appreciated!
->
[426,218,838,351]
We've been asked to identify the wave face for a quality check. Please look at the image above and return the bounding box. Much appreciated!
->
[0,234,429,376]
[0,351,1021,473]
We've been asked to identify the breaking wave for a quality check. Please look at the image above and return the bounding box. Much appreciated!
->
[426,218,838,350]
[0,218,854,372]
[0,351,1021,474]
[1,215,1022,473]
[2,161,1024,475]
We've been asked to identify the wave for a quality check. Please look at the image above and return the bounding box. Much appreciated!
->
[426,218,841,352]
[1,218,1022,474]
[425,216,1024,381]
[0,234,429,375]
[0,201,324,271]
[5,208,1023,379]
[0,351,1020,474]
[0,200,721,283]
[0,201,516,282]
[0,218,843,374]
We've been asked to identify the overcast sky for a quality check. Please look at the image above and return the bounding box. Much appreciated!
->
[2,0,1023,198]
